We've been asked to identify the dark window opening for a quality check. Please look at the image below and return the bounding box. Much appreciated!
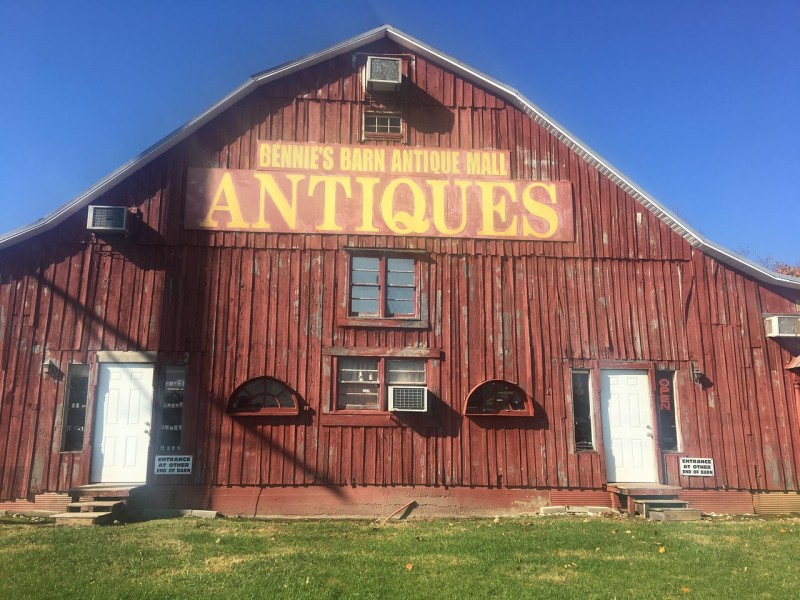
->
[656,370,679,451]
[227,377,299,416]
[337,357,426,411]
[61,364,90,452]
[159,365,186,452]
[464,379,534,417]
[350,255,418,318]
[571,370,594,451]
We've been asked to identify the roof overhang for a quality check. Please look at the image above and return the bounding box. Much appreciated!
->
[1,25,798,291]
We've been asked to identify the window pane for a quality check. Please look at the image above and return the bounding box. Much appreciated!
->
[572,371,593,451]
[352,270,379,285]
[277,389,294,408]
[387,258,414,273]
[338,358,380,409]
[62,364,90,452]
[337,383,380,409]
[228,376,297,413]
[339,358,380,382]
[352,256,380,271]
[387,299,415,316]
[387,270,415,286]
[464,380,529,414]
[387,359,426,384]
[387,286,415,301]
[656,370,679,451]
[351,285,379,300]
[365,114,402,135]
[351,299,380,315]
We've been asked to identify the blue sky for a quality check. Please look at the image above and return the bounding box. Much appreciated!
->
[1,1,798,263]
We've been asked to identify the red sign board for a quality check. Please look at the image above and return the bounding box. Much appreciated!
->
[184,142,574,242]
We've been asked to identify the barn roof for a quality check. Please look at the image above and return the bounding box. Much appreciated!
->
[1,25,798,290]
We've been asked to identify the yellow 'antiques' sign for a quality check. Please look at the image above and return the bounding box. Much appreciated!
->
[184,142,574,241]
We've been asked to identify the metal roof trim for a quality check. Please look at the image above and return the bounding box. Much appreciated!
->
[0,25,390,253]
[383,27,800,290]
[0,77,259,251]
[1,25,798,290]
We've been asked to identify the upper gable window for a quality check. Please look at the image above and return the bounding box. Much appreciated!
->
[363,111,404,141]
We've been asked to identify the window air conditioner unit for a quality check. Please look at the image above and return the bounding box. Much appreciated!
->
[366,56,403,92]
[388,386,428,412]
[764,315,800,338]
[86,206,133,235]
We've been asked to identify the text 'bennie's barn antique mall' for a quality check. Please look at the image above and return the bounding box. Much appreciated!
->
[185,141,573,241]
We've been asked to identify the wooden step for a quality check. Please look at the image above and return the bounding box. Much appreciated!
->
[635,499,689,518]
[68,484,141,502]
[649,508,703,521]
[66,501,123,513]
[52,511,115,526]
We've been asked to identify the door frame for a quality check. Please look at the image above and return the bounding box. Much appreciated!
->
[595,361,663,484]
[88,360,156,484]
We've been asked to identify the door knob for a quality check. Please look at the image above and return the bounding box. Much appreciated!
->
[646,432,653,439]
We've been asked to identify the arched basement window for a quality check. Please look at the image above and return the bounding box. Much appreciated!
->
[464,379,534,417]
[227,377,300,416]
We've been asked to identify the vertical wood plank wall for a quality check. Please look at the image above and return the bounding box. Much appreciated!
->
[0,39,798,500]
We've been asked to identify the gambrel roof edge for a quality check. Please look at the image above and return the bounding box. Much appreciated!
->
[2,25,798,290]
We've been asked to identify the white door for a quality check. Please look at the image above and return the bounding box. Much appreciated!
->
[600,370,658,482]
[91,364,154,483]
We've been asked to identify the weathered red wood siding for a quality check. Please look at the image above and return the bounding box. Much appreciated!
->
[1,39,799,501]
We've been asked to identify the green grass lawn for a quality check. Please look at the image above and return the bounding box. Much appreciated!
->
[0,514,798,599]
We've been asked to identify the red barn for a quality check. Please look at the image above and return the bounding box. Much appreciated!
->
[1,26,799,518]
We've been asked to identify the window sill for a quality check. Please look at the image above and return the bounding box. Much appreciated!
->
[337,316,429,330]
[362,133,405,142]
[320,412,439,427]
[464,411,535,418]
[228,409,300,417]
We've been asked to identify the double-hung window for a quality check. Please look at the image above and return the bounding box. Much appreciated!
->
[336,357,426,411]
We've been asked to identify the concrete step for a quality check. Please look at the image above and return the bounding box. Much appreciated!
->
[52,511,115,526]
[635,499,689,518]
[66,501,123,513]
[649,508,703,521]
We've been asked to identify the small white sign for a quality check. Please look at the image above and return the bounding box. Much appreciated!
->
[680,457,714,477]
[154,455,193,475]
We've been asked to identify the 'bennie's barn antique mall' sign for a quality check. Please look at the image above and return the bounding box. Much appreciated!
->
[185,141,574,241]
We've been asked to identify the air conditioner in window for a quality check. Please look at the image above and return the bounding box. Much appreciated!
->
[366,56,403,92]
[765,315,800,338]
[86,206,133,235]
[388,386,428,412]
